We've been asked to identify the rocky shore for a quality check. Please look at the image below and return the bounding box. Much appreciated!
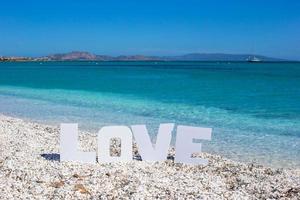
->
[0,115,299,199]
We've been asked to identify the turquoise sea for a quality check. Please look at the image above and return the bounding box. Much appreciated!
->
[0,61,299,168]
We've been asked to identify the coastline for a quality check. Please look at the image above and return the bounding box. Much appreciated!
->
[0,114,299,199]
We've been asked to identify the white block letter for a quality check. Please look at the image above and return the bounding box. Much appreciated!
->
[175,126,211,165]
[60,123,96,164]
[131,123,174,161]
[98,126,133,163]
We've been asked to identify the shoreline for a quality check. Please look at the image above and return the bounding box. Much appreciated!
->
[0,114,299,199]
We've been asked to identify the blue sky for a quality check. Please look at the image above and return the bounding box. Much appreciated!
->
[0,0,299,59]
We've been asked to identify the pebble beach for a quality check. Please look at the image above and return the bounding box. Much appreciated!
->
[0,114,299,199]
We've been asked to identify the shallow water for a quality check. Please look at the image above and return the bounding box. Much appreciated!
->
[0,61,299,168]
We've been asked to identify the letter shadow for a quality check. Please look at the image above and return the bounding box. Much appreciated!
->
[41,153,60,161]
[40,154,175,162]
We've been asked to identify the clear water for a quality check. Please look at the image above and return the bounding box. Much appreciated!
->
[0,61,299,168]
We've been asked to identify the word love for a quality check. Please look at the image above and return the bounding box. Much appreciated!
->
[60,123,212,165]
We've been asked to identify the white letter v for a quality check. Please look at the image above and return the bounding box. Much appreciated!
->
[131,123,174,161]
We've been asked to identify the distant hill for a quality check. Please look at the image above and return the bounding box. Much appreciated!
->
[41,51,161,61]
[164,53,285,61]
[39,51,285,61]
[46,51,99,61]
[1,51,287,62]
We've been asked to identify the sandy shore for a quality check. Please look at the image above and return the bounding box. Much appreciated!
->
[0,115,299,199]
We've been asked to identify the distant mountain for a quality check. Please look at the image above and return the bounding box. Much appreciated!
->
[46,51,98,61]
[164,53,285,61]
[41,52,160,61]
[39,51,285,61]
[36,52,158,61]
[1,51,287,62]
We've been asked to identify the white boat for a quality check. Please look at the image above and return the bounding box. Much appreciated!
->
[247,56,261,62]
